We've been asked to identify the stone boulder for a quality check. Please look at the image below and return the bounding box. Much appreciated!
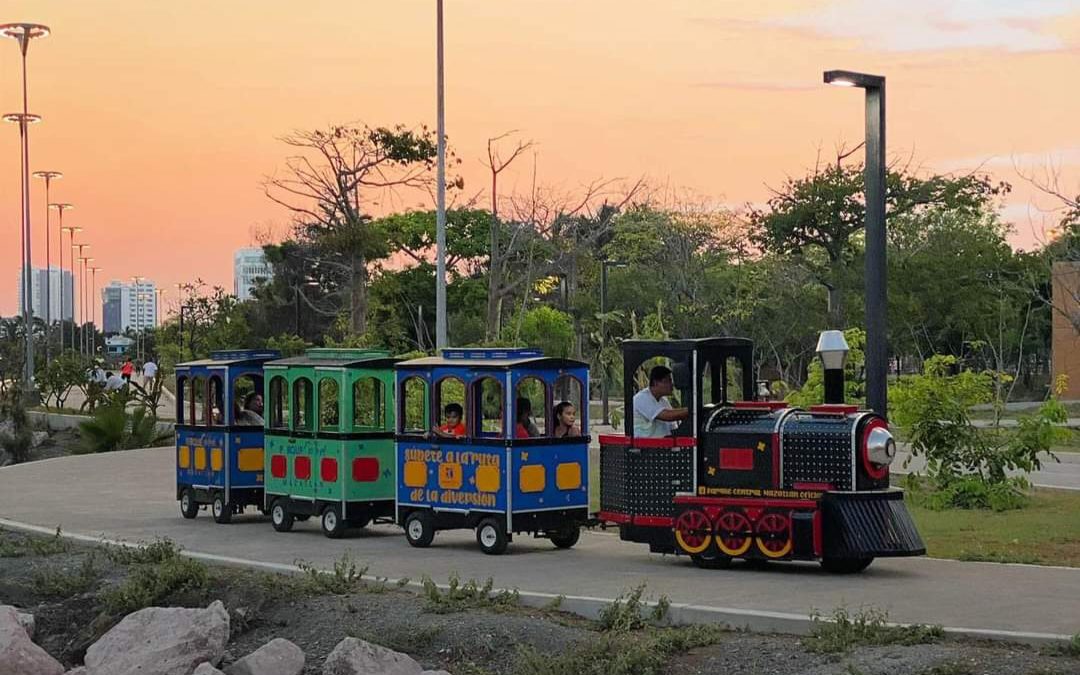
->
[0,605,65,675]
[65,669,87,675]
[225,637,304,675]
[84,600,229,675]
[193,665,226,675]
[15,609,34,639]
[322,637,424,675]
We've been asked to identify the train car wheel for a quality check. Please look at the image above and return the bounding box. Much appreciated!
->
[549,524,580,549]
[821,557,874,574]
[715,509,753,557]
[476,517,508,555]
[321,505,347,539]
[674,509,713,555]
[179,489,199,520]
[270,499,294,533]
[754,511,793,559]
[211,493,232,524]
[404,511,435,548]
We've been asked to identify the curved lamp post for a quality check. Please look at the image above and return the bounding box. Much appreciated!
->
[33,171,62,358]
[50,203,74,349]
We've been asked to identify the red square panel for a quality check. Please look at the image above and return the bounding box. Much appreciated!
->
[294,455,311,480]
[352,457,380,482]
[321,458,339,483]
[270,454,287,479]
[719,447,755,471]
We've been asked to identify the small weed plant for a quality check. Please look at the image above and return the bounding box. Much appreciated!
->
[32,552,100,597]
[421,573,520,614]
[103,555,208,615]
[353,623,444,654]
[803,606,944,654]
[103,538,181,565]
[0,527,69,558]
[1045,632,1080,658]
[598,584,670,632]
[296,551,369,595]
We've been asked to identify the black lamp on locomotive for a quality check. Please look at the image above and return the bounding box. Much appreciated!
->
[598,331,922,573]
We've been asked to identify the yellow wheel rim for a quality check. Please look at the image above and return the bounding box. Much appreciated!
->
[756,537,793,558]
[717,535,752,557]
[676,530,713,555]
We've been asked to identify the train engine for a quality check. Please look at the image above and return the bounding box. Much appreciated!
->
[598,332,925,573]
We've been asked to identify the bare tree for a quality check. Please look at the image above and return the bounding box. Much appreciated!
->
[263,123,439,335]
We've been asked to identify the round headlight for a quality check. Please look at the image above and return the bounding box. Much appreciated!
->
[866,427,896,466]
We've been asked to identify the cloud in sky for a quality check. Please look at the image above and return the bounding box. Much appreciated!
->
[778,0,1079,52]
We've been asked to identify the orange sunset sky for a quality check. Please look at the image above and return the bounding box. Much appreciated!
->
[2,0,1079,317]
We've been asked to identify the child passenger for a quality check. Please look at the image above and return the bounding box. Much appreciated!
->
[432,403,466,438]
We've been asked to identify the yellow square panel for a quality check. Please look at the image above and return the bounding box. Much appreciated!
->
[439,462,463,490]
[556,462,582,491]
[403,460,428,488]
[194,446,207,471]
[210,448,224,472]
[237,448,263,472]
[519,465,545,493]
[476,465,500,493]
[178,445,190,469]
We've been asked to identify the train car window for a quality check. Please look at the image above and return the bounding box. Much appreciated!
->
[725,356,744,402]
[472,377,504,439]
[208,376,225,426]
[190,376,205,428]
[269,376,289,430]
[702,361,722,406]
[515,377,547,438]
[399,377,427,434]
[293,377,313,431]
[434,377,466,437]
[553,374,585,438]
[318,377,340,432]
[353,377,384,430]
[233,375,263,427]
[176,375,186,424]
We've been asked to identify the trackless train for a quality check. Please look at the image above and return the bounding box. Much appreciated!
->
[174,331,924,571]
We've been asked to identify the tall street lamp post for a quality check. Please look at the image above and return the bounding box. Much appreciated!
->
[131,277,143,362]
[79,255,93,356]
[434,0,448,351]
[2,22,49,399]
[48,201,73,350]
[600,260,628,426]
[89,266,102,357]
[824,69,887,418]
[155,289,165,330]
[74,245,90,355]
[32,171,61,359]
[61,225,81,351]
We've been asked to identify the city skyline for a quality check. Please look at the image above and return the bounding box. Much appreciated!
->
[2,1,1079,315]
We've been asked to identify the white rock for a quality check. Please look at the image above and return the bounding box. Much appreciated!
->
[14,610,34,639]
[84,600,229,675]
[0,606,65,675]
[32,430,50,447]
[322,637,424,675]
[65,669,87,675]
[193,664,226,675]
[225,638,304,675]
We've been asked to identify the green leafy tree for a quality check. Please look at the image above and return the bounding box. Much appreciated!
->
[77,392,172,454]
[785,328,866,407]
[265,333,309,357]
[502,306,574,358]
[36,350,89,410]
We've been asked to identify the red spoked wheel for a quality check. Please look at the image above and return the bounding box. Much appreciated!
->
[715,508,753,557]
[674,508,713,555]
[755,510,793,559]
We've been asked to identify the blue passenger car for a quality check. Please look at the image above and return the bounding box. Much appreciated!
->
[175,350,280,523]
[394,348,590,554]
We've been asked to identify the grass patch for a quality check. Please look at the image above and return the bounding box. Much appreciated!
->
[802,606,944,654]
[1043,633,1080,658]
[421,573,520,614]
[103,555,209,615]
[102,538,181,565]
[0,526,71,558]
[296,551,369,595]
[353,623,444,654]
[907,487,1080,567]
[32,552,100,597]
[512,624,725,675]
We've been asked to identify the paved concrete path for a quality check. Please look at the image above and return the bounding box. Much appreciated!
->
[894,446,1080,491]
[1,448,1077,637]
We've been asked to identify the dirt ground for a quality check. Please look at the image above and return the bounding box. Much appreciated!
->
[0,528,1076,675]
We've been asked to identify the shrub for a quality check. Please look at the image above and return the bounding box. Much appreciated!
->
[296,551,369,595]
[802,606,943,654]
[103,555,209,615]
[597,584,670,632]
[421,573,520,614]
[78,393,172,454]
[33,553,100,598]
[0,387,33,463]
[103,538,181,565]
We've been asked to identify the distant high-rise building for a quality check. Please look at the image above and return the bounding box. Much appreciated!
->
[17,267,74,322]
[101,279,158,334]
[234,247,272,301]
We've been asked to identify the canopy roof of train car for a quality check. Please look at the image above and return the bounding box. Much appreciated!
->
[397,347,587,370]
[264,348,398,369]
[176,349,282,369]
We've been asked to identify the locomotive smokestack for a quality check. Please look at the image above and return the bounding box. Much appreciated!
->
[816,331,849,404]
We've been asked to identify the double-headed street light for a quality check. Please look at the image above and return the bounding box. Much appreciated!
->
[823,69,887,418]
[600,260,629,426]
[50,203,74,348]
[33,171,62,358]
[2,22,50,398]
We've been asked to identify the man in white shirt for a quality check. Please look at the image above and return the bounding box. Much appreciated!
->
[632,365,689,438]
[142,359,158,384]
[104,372,126,392]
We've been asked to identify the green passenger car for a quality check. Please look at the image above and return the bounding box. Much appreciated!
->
[263,348,398,538]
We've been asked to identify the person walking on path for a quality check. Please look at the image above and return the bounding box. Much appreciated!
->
[142,358,158,386]
[120,356,135,385]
